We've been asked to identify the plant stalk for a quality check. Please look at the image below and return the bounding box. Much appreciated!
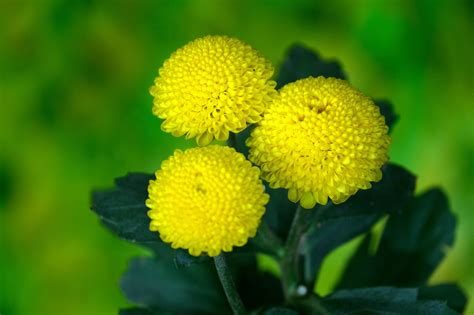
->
[280,204,313,301]
[253,221,285,259]
[214,254,247,315]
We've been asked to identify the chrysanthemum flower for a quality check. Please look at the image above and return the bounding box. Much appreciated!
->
[146,145,269,256]
[247,77,391,209]
[150,35,277,146]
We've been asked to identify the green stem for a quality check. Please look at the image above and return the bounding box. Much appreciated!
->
[214,254,247,315]
[253,221,285,259]
[280,205,313,301]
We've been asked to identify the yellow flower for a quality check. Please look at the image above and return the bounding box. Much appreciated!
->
[247,77,391,209]
[146,145,269,256]
[150,35,277,146]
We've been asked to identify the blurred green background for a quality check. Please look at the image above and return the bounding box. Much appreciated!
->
[1,0,473,314]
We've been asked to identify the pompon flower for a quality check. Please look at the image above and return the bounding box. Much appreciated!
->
[146,145,269,256]
[247,77,391,209]
[150,35,277,146]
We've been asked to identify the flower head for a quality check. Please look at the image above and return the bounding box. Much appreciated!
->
[146,145,269,256]
[247,77,391,209]
[150,35,277,146]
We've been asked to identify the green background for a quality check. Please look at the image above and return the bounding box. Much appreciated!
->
[1,1,473,314]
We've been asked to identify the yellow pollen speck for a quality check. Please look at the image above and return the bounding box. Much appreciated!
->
[150,35,277,146]
[146,145,269,256]
[246,77,391,209]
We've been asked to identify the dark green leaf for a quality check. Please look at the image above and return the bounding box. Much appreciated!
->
[174,249,210,268]
[260,307,299,315]
[121,254,284,315]
[337,189,456,289]
[118,308,161,315]
[263,185,298,241]
[374,99,398,132]
[114,173,153,191]
[91,173,158,243]
[277,44,347,88]
[173,231,279,267]
[91,173,181,260]
[322,287,458,315]
[303,214,380,287]
[318,163,416,221]
[333,234,377,289]
[419,284,467,313]
[247,222,284,258]
[232,126,253,159]
[302,163,416,287]
[121,257,230,315]
[229,254,285,310]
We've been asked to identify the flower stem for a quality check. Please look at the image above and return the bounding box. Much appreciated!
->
[214,254,247,315]
[253,221,285,259]
[280,204,313,301]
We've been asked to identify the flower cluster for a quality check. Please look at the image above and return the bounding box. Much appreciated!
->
[146,145,268,256]
[146,36,390,255]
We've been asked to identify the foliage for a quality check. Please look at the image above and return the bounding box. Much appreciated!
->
[91,45,466,314]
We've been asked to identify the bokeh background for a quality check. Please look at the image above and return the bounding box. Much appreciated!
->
[1,1,473,314]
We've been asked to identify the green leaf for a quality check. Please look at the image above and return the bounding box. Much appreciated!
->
[374,100,398,132]
[337,188,456,289]
[118,308,159,315]
[174,249,210,269]
[121,254,284,315]
[260,307,299,315]
[91,173,180,260]
[247,222,284,259]
[322,287,458,315]
[263,186,298,241]
[91,173,158,244]
[276,44,347,88]
[318,163,416,221]
[173,230,281,268]
[229,254,285,310]
[418,284,467,314]
[233,126,253,159]
[302,163,416,287]
[121,257,230,315]
[303,214,380,287]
